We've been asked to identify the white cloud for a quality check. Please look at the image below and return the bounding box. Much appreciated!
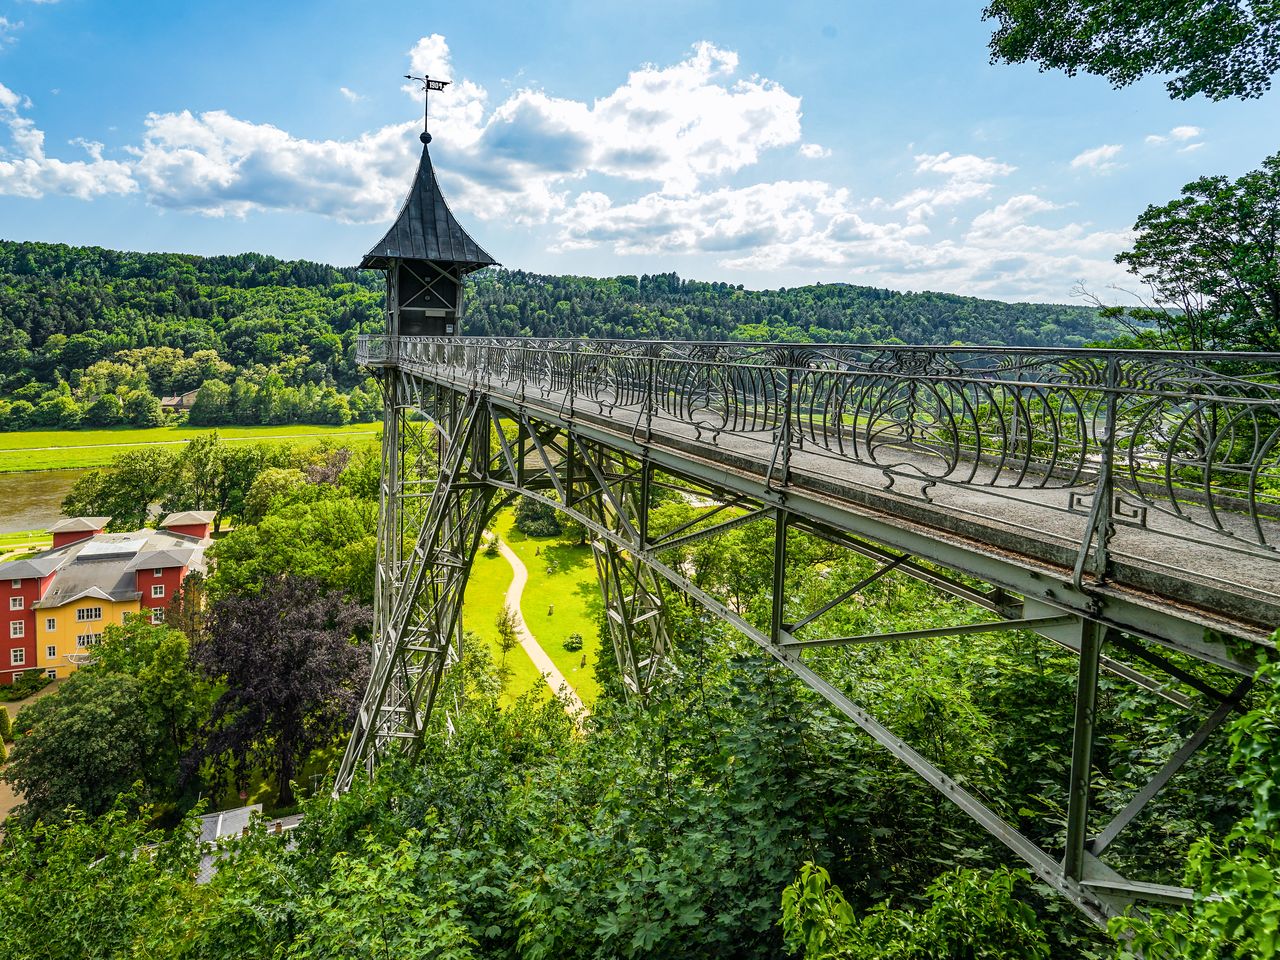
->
[1178,141,1206,153]
[0,16,23,47]
[0,83,136,199]
[553,169,1130,303]
[1070,143,1123,172]
[884,151,1016,222]
[0,37,1137,301]
[339,87,365,103]
[1147,125,1202,145]
[968,194,1061,240]
[78,38,804,226]
[128,110,417,221]
[914,152,1015,181]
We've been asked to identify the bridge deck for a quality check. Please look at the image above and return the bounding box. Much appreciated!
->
[367,336,1280,647]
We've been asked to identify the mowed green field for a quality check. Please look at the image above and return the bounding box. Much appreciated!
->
[0,423,383,472]
[462,542,550,706]
[495,511,604,706]
[0,529,52,563]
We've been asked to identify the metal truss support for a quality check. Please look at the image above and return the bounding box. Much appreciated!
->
[335,382,494,792]
[1064,620,1105,881]
[342,375,1255,928]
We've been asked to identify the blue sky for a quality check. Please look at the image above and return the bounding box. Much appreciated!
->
[1,0,1278,303]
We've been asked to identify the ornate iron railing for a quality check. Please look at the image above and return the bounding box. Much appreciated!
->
[357,335,1280,572]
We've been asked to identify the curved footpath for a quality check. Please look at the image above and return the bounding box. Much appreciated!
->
[496,539,588,718]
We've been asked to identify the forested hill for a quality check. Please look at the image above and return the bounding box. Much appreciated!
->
[466,269,1117,346]
[0,238,1117,429]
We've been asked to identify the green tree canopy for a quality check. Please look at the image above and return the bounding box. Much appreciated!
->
[2,671,169,823]
[208,496,377,602]
[984,1,1280,101]
[1113,151,1280,350]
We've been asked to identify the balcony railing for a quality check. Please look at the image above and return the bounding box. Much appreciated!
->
[357,334,1280,573]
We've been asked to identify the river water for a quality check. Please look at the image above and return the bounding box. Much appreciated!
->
[0,469,87,534]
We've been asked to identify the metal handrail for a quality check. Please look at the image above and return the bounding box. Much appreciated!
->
[356,334,1280,571]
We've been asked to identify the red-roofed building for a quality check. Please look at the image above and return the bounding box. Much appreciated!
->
[0,514,211,683]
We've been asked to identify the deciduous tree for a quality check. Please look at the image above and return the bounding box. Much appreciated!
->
[2,672,168,822]
[984,1,1280,101]
[191,576,370,806]
[62,447,175,531]
[1112,152,1280,350]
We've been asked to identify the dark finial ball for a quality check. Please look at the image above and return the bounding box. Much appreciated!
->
[420,131,432,144]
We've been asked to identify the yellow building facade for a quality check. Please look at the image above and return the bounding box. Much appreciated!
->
[35,598,138,678]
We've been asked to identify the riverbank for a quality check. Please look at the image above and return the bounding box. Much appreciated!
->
[0,423,382,473]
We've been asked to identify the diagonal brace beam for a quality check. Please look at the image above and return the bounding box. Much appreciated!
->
[779,615,1077,649]
[1090,676,1254,856]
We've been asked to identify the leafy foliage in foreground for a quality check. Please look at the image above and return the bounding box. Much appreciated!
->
[1113,660,1280,959]
[0,630,1114,960]
[1107,151,1280,351]
[984,0,1280,101]
[781,861,1050,959]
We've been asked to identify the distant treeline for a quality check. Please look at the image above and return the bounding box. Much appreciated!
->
[464,269,1119,346]
[0,240,1118,431]
[0,241,384,431]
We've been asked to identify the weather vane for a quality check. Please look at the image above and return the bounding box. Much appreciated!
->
[404,74,451,143]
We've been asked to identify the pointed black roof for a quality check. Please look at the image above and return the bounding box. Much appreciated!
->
[360,139,498,272]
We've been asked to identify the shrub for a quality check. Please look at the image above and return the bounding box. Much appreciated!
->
[514,495,561,537]
[563,633,584,653]
[0,672,53,703]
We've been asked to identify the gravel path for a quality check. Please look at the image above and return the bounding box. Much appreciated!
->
[497,539,588,717]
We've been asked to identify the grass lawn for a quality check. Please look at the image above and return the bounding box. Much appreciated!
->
[0,529,51,548]
[462,541,548,706]
[0,530,52,563]
[209,742,346,815]
[495,511,604,706]
[0,423,382,473]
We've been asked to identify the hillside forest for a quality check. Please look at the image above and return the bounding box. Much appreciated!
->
[0,239,1125,434]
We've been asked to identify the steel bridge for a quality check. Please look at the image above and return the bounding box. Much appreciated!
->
[335,333,1279,927]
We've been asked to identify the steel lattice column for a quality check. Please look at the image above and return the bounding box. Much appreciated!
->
[336,384,494,791]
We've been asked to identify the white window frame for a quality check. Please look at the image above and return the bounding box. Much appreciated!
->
[46,669,56,680]
[45,617,55,632]
[45,644,56,660]
[9,579,20,589]
[76,607,102,622]
[150,608,165,624]
[9,620,24,639]
[9,648,24,666]
[151,584,165,599]
[75,633,101,649]
[152,568,164,577]
[9,596,23,611]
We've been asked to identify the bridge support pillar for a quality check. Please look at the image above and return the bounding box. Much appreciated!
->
[1064,618,1105,880]
[336,383,495,792]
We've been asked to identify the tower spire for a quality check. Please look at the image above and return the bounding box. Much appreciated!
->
[360,77,496,338]
[403,73,451,144]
